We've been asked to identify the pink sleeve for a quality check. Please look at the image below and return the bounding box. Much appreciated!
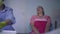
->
[30,16,36,23]
[47,16,51,21]
[45,16,51,21]
[46,16,51,23]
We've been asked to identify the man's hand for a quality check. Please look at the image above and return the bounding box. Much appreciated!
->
[0,21,7,29]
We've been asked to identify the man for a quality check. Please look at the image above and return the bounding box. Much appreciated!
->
[0,0,15,30]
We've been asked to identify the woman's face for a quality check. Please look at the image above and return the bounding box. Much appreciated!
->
[37,8,43,14]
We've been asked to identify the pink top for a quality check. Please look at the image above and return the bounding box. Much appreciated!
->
[30,15,51,34]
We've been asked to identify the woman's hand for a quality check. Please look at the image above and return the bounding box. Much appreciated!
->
[30,23,40,34]
[35,31,40,34]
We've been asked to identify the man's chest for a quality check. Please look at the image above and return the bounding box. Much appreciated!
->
[0,12,7,21]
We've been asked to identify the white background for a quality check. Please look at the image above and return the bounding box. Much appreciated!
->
[4,0,60,33]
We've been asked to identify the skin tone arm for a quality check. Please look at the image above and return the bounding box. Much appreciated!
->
[45,17,51,33]
[30,20,40,34]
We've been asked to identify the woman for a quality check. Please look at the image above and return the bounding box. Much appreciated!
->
[30,6,51,34]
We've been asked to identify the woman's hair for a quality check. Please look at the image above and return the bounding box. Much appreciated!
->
[37,6,45,15]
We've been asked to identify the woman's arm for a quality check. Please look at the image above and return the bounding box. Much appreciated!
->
[30,22,40,34]
[45,16,51,33]
[30,16,40,34]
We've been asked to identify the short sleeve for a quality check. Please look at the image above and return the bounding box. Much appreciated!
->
[45,16,51,21]
[30,15,36,23]
[46,16,51,24]
[47,16,51,21]
[5,8,15,24]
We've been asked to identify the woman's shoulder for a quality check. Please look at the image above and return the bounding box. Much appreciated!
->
[44,15,51,19]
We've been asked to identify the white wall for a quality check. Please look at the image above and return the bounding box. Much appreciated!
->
[4,0,60,33]
[5,0,27,33]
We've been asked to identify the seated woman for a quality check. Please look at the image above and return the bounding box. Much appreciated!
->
[30,6,51,34]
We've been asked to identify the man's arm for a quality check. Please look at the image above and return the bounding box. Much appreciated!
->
[0,8,15,29]
[5,8,15,25]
